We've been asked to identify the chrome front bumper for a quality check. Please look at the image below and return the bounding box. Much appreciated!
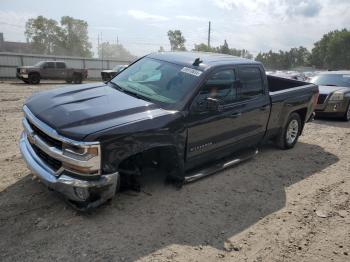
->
[20,132,119,209]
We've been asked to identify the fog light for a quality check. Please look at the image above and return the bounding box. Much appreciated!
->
[74,187,89,201]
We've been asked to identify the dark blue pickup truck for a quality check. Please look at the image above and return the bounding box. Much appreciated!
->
[20,52,319,209]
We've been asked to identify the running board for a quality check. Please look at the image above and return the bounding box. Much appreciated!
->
[184,148,258,183]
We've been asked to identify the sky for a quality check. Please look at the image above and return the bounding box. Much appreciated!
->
[0,0,350,57]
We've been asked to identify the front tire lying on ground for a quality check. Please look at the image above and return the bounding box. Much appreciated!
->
[276,112,302,149]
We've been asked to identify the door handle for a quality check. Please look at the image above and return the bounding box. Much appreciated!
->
[260,106,268,111]
[230,112,242,118]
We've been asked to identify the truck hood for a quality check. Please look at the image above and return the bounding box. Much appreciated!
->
[18,66,38,69]
[25,83,171,141]
[318,85,350,95]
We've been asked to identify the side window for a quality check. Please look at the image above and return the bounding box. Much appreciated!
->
[198,69,236,105]
[238,67,264,100]
[45,62,55,69]
[56,62,66,69]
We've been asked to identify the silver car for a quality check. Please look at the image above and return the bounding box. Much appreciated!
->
[311,71,350,121]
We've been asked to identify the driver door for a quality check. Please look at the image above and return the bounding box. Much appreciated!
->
[41,62,56,79]
[185,68,247,168]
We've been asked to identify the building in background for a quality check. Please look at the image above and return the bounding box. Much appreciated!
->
[0,32,32,53]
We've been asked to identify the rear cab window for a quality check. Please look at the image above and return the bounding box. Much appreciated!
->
[237,67,264,100]
[56,62,66,69]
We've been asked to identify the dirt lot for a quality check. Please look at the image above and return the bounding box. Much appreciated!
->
[0,80,349,262]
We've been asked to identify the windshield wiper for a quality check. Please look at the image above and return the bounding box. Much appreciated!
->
[324,84,337,86]
[108,82,152,102]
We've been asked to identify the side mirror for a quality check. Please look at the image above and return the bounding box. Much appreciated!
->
[206,97,221,111]
[191,96,221,113]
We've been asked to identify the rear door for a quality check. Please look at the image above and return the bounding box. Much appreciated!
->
[235,65,271,144]
[55,62,67,79]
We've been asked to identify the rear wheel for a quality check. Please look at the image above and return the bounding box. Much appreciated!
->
[342,102,350,121]
[73,74,82,84]
[276,112,302,149]
[28,73,40,84]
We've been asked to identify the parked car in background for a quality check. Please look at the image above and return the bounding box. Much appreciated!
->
[19,52,318,210]
[16,61,88,84]
[267,71,307,81]
[310,71,350,121]
[101,65,128,82]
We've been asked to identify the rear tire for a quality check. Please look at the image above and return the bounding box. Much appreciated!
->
[342,102,350,121]
[276,112,302,150]
[28,73,40,84]
[73,74,82,84]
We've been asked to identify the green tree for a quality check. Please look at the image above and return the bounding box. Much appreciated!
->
[58,16,92,57]
[311,29,350,69]
[25,15,93,57]
[25,15,62,55]
[255,46,310,70]
[193,43,216,52]
[219,40,230,54]
[98,42,135,61]
[167,30,186,51]
[193,41,253,59]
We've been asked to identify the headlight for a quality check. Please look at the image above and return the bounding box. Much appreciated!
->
[20,68,27,73]
[62,143,101,176]
[329,91,344,101]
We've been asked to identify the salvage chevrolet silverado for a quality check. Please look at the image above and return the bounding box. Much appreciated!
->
[19,52,319,210]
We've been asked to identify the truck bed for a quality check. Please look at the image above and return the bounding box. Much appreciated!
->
[265,75,319,139]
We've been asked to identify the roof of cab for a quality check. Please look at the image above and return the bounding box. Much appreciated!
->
[147,51,260,71]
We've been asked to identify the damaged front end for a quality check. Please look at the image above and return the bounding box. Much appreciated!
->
[19,106,119,211]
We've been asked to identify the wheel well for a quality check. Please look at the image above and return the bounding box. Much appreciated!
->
[117,146,181,190]
[292,107,307,133]
[118,146,179,174]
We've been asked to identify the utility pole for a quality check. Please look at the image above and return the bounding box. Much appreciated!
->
[208,21,211,48]
[100,32,103,70]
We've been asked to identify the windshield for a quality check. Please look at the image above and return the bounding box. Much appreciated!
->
[111,57,202,105]
[34,61,45,67]
[311,74,350,87]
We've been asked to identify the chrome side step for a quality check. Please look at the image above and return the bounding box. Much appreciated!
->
[184,148,258,183]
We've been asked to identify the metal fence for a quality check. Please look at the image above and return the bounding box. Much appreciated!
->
[0,52,133,79]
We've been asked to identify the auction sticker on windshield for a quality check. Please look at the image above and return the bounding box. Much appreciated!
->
[181,67,202,77]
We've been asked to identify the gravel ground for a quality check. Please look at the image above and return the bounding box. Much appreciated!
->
[0,80,349,262]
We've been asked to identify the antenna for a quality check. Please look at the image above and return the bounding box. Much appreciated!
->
[193,58,203,66]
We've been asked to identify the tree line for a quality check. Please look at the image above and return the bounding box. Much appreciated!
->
[256,29,350,70]
[167,29,350,70]
[167,30,253,59]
